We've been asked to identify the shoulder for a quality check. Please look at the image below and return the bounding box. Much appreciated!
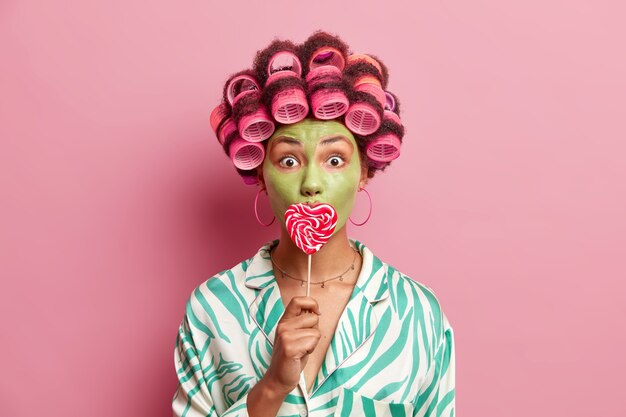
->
[388,264,443,316]
[183,255,256,330]
[355,239,450,331]
[181,239,276,327]
[382,260,453,346]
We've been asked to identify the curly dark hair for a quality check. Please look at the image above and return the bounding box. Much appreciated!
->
[209,30,405,185]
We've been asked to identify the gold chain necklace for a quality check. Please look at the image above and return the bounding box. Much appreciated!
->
[269,246,360,288]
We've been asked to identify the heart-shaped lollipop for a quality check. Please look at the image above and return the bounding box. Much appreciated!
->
[285,203,337,255]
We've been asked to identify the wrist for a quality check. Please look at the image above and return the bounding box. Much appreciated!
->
[247,377,291,417]
[260,376,293,398]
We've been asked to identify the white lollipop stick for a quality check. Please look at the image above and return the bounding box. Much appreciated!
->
[307,254,311,297]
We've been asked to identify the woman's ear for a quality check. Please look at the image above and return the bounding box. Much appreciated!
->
[256,167,266,191]
[359,164,369,190]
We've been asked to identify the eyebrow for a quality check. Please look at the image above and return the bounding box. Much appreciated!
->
[273,135,350,147]
[273,137,302,146]
[319,136,350,146]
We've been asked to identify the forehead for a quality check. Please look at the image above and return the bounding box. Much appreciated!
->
[268,119,357,148]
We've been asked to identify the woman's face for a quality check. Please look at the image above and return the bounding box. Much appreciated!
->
[260,118,366,233]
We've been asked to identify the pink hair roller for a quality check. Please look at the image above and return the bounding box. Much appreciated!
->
[267,72,308,124]
[344,102,381,135]
[210,103,229,136]
[384,109,401,125]
[384,91,396,112]
[265,52,308,124]
[309,47,346,72]
[227,75,260,105]
[229,136,265,170]
[227,74,275,141]
[365,133,402,163]
[344,80,386,135]
[306,66,349,119]
[209,103,238,146]
[217,118,237,146]
[311,89,350,119]
[271,88,308,123]
[238,105,275,142]
[343,57,386,135]
[346,54,383,77]
[267,51,302,78]
[366,105,403,162]
[353,74,386,109]
[354,81,386,109]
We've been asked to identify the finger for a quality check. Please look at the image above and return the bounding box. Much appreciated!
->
[279,311,320,331]
[282,296,321,319]
[295,334,322,358]
[282,331,321,359]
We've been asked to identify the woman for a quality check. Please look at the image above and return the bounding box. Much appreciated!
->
[172,31,455,417]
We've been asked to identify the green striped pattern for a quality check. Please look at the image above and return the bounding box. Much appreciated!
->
[172,240,455,417]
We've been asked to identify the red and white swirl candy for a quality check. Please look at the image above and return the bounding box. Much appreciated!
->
[285,203,337,255]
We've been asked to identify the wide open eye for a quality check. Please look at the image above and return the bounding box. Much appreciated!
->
[326,155,346,168]
[279,156,300,168]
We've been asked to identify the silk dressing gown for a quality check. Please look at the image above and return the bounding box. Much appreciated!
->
[172,240,455,417]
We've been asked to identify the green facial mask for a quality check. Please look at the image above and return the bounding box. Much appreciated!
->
[261,119,364,233]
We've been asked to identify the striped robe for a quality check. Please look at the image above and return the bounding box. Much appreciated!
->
[172,240,455,417]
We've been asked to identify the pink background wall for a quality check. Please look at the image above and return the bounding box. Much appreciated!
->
[1,1,625,416]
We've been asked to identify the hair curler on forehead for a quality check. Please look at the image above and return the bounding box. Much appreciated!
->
[306,66,350,119]
[209,30,406,184]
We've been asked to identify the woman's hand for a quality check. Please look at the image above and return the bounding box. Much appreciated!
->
[262,296,322,396]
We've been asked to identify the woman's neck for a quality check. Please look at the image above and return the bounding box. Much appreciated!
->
[270,225,358,284]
